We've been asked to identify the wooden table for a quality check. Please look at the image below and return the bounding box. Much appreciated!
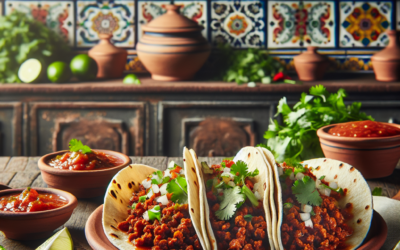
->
[1,156,399,250]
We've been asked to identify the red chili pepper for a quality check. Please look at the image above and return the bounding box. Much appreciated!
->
[236,172,240,176]
[273,72,292,82]
[223,160,235,168]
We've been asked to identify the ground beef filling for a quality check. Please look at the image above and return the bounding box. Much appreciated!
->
[208,199,268,250]
[117,185,202,250]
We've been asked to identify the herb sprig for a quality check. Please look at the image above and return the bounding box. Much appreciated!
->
[69,139,92,154]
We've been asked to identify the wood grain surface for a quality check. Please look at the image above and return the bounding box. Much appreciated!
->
[0,156,399,250]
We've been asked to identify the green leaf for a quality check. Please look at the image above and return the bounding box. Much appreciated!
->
[215,186,245,220]
[319,175,326,180]
[242,185,259,207]
[276,97,292,116]
[244,214,253,222]
[167,176,188,204]
[372,187,382,196]
[68,139,92,154]
[283,202,293,209]
[292,176,322,206]
[148,205,161,221]
[139,195,146,202]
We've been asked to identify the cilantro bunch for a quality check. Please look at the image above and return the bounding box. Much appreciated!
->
[262,85,373,162]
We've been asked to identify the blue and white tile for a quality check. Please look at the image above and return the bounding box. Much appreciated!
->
[267,1,335,48]
[210,0,265,48]
[339,1,393,47]
[137,0,207,40]
[76,0,135,48]
[5,0,74,45]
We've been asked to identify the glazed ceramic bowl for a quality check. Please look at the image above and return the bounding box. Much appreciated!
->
[38,150,131,198]
[0,188,77,240]
[317,123,400,179]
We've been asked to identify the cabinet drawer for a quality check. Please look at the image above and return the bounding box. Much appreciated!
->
[0,103,22,156]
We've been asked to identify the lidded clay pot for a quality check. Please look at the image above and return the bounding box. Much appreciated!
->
[88,34,127,79]
[294,46,329,81]
[136,4,211,81]
[371,30,400,82]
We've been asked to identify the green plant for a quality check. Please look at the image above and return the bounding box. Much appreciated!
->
[259,85,373,162]
[0,12,71,83]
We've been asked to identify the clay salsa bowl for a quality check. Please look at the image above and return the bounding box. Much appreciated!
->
[38,150,131,198]
[0,187,77,240]
[317,123,400,179]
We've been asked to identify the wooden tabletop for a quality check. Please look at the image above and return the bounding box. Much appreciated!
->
[0,156,399,250]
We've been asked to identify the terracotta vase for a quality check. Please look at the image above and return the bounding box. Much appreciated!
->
[137,4,211,81]
[371,30,400,82]
[294,46,329,81]
[88,34,127,79]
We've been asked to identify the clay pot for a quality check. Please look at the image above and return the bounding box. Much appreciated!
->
[294,47,329,81]
[38,150,131,198]
[0,188,77,240]
[317,123,400,179]
[137,4,210,81]
[371,30,400,82]
[88,34,127,79]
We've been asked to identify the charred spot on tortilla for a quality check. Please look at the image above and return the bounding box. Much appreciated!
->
[110,190,117,199]
[263,182,266,190]
[111,225,117,230]
[248,153,250,158]
[339,163,344,168]
[117,183,121,189]
[357,219,362,224]
[323,159,327,162]
[114,218,118,223]
[128,183,132,189]
[120,199,123,204]
[194,181,198,186]
[365,205,370,210]
[350,166,355,172]
[191,208,194,213]
[304,164,308,168]
[129,165,132,168]
[183,159,186,161]
[131,181,135,186]
[112,179,116,184]
[191,167,196,173]
[256,151,258,154]
[110,233,119,238]
[115,190,118,194]
[354,179,357,183]
[316,166,321,170]
[345,203,353,209]
[334,175,338,179]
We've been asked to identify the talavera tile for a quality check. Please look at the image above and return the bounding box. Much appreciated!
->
[397,1,400,30]
[76,0,135,48]
[5,0,74,45]
[267,1,336,48]
[210,0,265,48]
[339,1,393,47]
[125,54,148,73]
[137,0,207,40]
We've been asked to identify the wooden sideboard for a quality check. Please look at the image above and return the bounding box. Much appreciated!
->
[0,74,399,157]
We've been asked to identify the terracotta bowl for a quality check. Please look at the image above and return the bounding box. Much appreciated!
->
[38,150,131,198]
[317,123,400,179]
[0,188,77,240]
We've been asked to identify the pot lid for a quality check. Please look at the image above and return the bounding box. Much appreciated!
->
[89,34,126,56]
[294,46,328,63]
[371,30,400,62]
[142,5,203,33]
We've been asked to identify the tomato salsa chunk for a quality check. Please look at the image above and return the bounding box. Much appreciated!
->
[49,151,123,170]
[0,187,68,212]
[328,120,400,138]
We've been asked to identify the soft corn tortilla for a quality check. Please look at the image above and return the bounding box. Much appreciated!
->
[260,149,373,250]
[102,155,208,249]
[190,146,274,250]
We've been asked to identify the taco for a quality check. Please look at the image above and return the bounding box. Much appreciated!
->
[102,147,209,250]
[190,147,274,250]
[258,147,373,250]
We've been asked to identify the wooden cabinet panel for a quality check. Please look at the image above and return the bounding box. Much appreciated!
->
[28,102,147,156]
[158,101,274,157]
[0,103,22,156]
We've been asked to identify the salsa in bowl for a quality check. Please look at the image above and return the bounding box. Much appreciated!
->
[0,187,77,240]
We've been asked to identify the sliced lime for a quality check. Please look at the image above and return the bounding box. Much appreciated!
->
[18,58,43,83]
[123,73,141,84]
[36,227,73,250]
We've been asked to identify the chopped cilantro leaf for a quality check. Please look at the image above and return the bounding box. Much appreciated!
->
[162,176,170,184]
[283,202,293,209]
[151,179,159,184]
[130,203,137,209]
[0,245,5,250]
[319,175,326,180]
[201,162,213,174]
[372,187,382,196]
[148,205,161,221]
[215,186,245,221]
[320,184,344,195]
[242,185,259,207]
[69,139,92,154]
[310,210,316,216]
[215,181,232,189]
[139,195,147,202]
[230,160,259,185]
[244,214,253,222]
[167,176,188,204]
[292,176,322,206]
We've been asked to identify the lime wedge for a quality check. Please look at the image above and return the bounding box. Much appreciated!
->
[123,73,141,84]
[36,227,73,250]
[394,240,400,250]
[18,58,43,83]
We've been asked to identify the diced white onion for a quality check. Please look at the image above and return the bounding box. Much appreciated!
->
[151,175,162,184]
[228,181,235,187]
[164,169,172,178]
[315,180,322,188]
[254,191,262,200]
[168,161,175,169]
[221,173,234,179]
[147,189,154,198]
[289,172,295,180]
[152,184,160,194]
[304,219,313,228]
[301,204,312,213]
[223,167,231,173]
[143,211,149,221]
[179,169,185,175]
[253,182,260,191]
[329,182,338,189]
[278,167,283,176]
[156,195,169,205]
[160,183,168,195]
[295,173,304,180]
[300,213,311,221]
[217,189,223,194]
[142,179,152,189]
[323,188,331,197]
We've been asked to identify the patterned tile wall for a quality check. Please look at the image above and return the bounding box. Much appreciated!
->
[3,0,400,72]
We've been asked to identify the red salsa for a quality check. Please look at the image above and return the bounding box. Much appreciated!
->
[328,120,400,138]
[0,187,68,212]
[49,151,123,170]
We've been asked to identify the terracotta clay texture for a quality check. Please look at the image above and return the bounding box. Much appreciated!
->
[0,188,77,240]
[294,47,329,81]
[38,150,131,198]
[371,30,400,82]
[317,123,400,179]
[88,34,128,79]
[136,5,210,81]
